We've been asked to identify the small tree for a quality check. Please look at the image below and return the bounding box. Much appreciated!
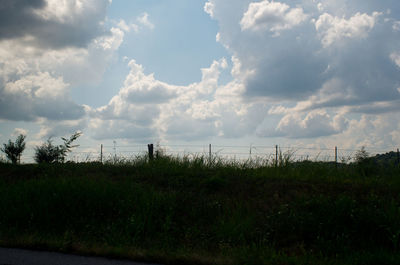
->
[1,134,26,164]
[34,138,61,163]
[34,132,82,163]
[355,146,369,164]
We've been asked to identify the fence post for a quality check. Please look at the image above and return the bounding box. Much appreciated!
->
[100,144,103,163]
[397,148,399,165]
[335,146,338,167]
[148,144,154,161]
[275,145,278,167]
[209,144,212,164]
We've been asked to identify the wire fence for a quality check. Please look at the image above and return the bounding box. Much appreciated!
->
[10,143,400,164]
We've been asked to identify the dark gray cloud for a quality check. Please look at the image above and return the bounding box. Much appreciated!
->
[0,71,85,121]
[0,0,109,49]
[0,0,46,39]
[244,37,327,100]
[0,88,85,121]
[0,0,112,123]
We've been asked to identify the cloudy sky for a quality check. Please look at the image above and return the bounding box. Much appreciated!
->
[1,0,400,159]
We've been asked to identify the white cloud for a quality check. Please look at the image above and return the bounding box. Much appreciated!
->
[137,12,154,30]
[0,70,84,121]
[204,2,215,18]
[258,110,348,138]
[37,118,88,139]
[95,27,124,50]
[12,128,28,137]
[0,0,110,49]
[89,60,179,140]
[198,0,400,146]
[34,0,90,23]
[337,114,400,149]
[315,11,381,47]
[0,0,122,123]
[317,3,323,12]
[2,0,400,149]
[393,21,400,31]
[88,58,259,141]
[240,1,308,34]
[120,60,178,104]
[391,52,400,68]
[4,72,68,99]
[117,19,131,32]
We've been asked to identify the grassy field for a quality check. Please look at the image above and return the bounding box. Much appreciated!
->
[1,156,400,265]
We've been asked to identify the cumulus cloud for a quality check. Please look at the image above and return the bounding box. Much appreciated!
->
[334,113,400,149]
[205,0,400,104]
[137,12,154,30]
[88,60,179,140]
[0,0,110,49]
[0,0,123,124]
[257,110,348,138]
[204,2,215,18]
[315,11,381,47]
[240,0,308,34]
[89,118,156,141]
[391,52,400,68]
[0,0,47,40]
[1,0,399,148]
[87,58,259,141]
[393,21,400,31]
[120,60,177,104]
[37,117,87,139]
[12,128,28,137]
[0,71,84,121]
[116,13,154,34]
[200,0,400,143]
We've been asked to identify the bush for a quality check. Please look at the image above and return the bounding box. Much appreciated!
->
[355,146,369,164]
[34,139,62,163]
[1,134,26,164]
[34,132,81,163]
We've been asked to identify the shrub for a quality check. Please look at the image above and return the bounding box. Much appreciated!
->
[34,139,62,163]
[355,146,370,164]
[1,134,26,164]
[34,132,81,163]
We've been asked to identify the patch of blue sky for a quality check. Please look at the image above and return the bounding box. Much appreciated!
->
[71,0,230,107]
[109,0,230,85]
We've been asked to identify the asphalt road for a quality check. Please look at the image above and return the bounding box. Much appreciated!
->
[0,248,162,265]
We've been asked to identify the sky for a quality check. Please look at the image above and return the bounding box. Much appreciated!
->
[1,0,400,161]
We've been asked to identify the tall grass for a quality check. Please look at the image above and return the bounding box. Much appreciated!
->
[0,155,400,264]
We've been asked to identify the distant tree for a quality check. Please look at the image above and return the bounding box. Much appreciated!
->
[34,138,61,163]
[355,146,369,164]
[34,132,82,163]
[1,134,26,164]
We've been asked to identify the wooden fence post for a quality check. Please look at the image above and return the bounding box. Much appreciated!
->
[100,144,103,163]
[148,144,154,161]
[335,146,338,167]
[275,145,278,167]
[209,144,212,163]
[397,148,399,165]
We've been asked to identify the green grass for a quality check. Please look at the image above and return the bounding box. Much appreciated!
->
[0,156,400,264]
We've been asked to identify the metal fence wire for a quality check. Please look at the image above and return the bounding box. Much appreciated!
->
[11,143,399,164]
